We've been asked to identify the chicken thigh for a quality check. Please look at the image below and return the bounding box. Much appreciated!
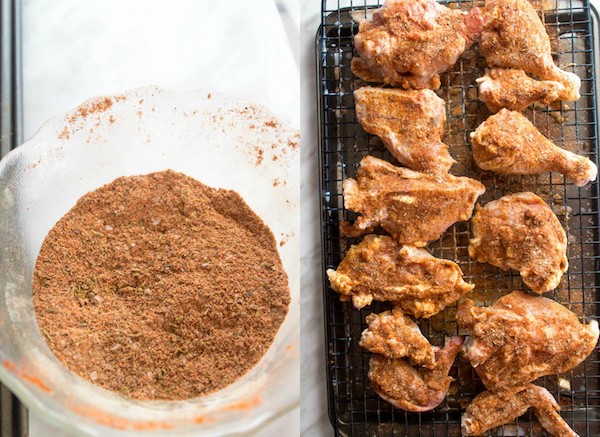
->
[471,109,597,187]
[359,308,437,367]
[354,87,453,174]
[368,336,463,412]
[342,156,485,246]
[457,291,599,391]
[327,235,474,316]
[462,384,578,437]
[477,68,565,112]
[352,0,483,89]
[469,192,568,293]
[480,0,580,101]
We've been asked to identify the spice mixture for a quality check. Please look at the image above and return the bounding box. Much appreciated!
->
[33,170,290,400]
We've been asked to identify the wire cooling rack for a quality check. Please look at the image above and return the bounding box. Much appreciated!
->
[317,0,600,435]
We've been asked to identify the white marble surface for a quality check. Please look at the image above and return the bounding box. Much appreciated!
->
[21,0,299,436]
[300,2,331,437]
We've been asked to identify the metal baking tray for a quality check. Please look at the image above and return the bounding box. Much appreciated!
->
[1,0,27,435]
[317,0,600,435]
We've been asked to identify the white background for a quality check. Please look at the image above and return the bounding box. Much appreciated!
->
[22,0,300,435]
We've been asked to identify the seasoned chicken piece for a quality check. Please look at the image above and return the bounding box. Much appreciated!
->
[369,336,463,412]
[462,384,578,437]
[359,308,437,367]
[457,291,599,391]
[480,0,580,101]
[327,235,473,316]
[352,0,483,89]
[477,68,565,112]
[471,109,597,187]
[469,192,568,293]
[342,156,485,246]
[354,87,454,174]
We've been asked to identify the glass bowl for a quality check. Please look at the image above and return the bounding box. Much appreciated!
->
[0,86,299,436]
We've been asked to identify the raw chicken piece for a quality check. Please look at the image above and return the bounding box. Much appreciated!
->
[342,156,485,246]
[462,384,578,437]
[457,291,599,391]
[470,109,597,187]
[469,192,568,293]
[477,68,565,112]
[327,234,473,316]
[352,0,483,89]
[359,308,437,367]
[354,87,454,174]
[368,336,463,412]
[480,0,580,101]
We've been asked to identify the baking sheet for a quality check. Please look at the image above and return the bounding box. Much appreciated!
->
[318,1,600,435]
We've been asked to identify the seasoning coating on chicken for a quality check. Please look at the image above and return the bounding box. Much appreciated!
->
[359,308,437,367]
[480,0,580,101]
[354,87,454,174]
[477,68,565,112]
[368,336,463,412]
[342,156,485,246]
[462,384,579,437]
[471,109,597,187]
[457,291,599,391]
[327,235,474,316]
[352,0,484,89]
[469,192,568,293]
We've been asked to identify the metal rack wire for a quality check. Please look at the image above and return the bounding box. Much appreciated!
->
[317,0,600,435]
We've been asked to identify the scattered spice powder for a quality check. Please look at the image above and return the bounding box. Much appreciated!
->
[33,170,290,400]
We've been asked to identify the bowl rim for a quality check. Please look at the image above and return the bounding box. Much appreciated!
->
[0,85,300,436]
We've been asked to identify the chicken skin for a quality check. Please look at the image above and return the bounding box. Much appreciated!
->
[354,87,453,174]
[469,192,568,293]
[458,291,599,391]
[368,336,463,412]
[359,308,437,367]
[480,0,580,101]
[342,156,485,246]
[462,384,578,437]
[327,235,474,316]
[352,0,483,89]
[477,68,565,112]
[471,109,597,187]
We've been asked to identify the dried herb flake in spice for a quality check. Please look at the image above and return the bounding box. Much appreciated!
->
[33,170,289,400]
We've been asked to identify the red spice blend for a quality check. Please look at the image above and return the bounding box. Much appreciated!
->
[33,170,290,400]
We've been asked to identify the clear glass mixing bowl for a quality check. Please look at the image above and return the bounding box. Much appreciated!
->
[0,86,300,436]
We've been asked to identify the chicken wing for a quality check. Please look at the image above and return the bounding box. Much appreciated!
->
[457,291,599,391]
[462,384,578,437]
[480,0,580,101]
[342,156,485,246]
[469,192,568,293]
[352,0,483,89]
[359,308,437,367]
[477,68,565,112]
[327,235,473,316]
[354,87,453,174]
[470,109,597,187]
[368,336,463,412]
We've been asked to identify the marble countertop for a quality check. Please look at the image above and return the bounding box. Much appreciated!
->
[300,2,331,436]
[21,0,299,435]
